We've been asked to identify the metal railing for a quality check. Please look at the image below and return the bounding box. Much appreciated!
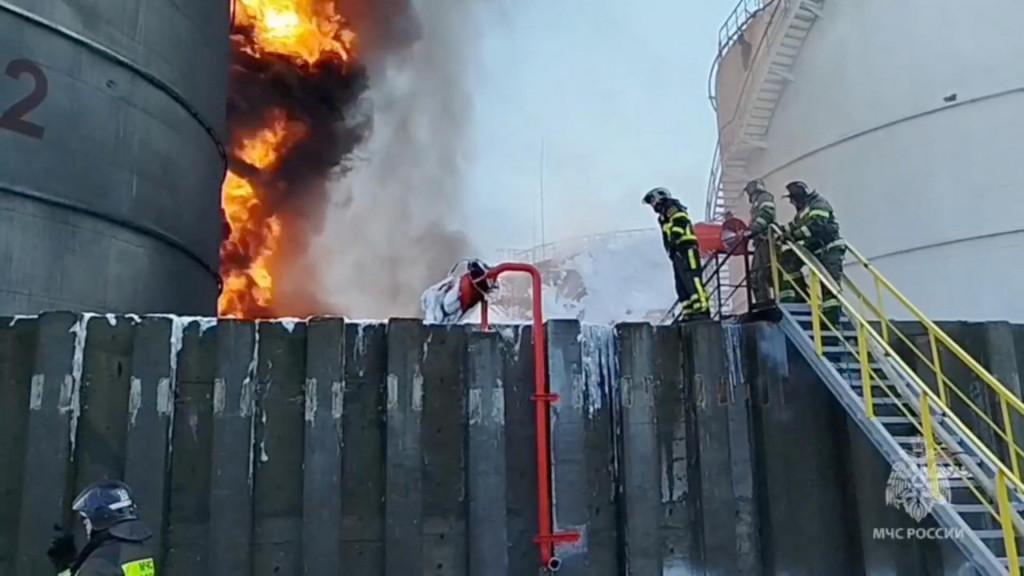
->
[703,237,751,320]
[841,245,1024,484]
[658,237,751,324]
[769,228,1024,574]
[705,0,799,225]
[708,0,777,111]
[494,228,659,264]
[705,141,724,221]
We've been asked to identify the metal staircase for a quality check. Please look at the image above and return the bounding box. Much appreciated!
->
[706,0,825,222]
[771,236,1024,575]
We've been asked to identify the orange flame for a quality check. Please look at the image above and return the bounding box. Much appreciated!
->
[220,0,358,317]
[219,109,307,318]
[235,0,357,64]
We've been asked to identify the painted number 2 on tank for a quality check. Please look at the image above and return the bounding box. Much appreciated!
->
[0,57,47,140]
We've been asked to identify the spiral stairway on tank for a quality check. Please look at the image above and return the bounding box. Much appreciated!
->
[706,0,825,222]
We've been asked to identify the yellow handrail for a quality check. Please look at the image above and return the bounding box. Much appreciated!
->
[769,237,1024,565]
[843,244,1024,479]
[770,234,1024,495]
[845,244,1024,415]
[843,278,1024,469]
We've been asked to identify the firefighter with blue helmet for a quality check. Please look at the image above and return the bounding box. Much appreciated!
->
[47,480,156,576]
[643,187,710,320]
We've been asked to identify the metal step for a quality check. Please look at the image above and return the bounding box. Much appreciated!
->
[833,361,886,374]
[876,416,912,426]
[957,503,1024,513]
[975,530,1022,540]
[783,28,809,40]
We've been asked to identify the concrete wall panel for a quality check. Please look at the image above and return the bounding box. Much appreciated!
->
[467,331,508,576]
[0,318,37,575]
[340,322,387,572]
[208,320,256,576]
[252,322,307,576]
[499,324,541,574]
[547,320,620,575]
[15,312,80,576]
[5,314,1020,575]
[165,321,217,574]
[301,318,345,574]
[123,317,175,572]
[616,323,699,574]
[420,326,468,575]
[384,319,426,574]
[748,321,862,574]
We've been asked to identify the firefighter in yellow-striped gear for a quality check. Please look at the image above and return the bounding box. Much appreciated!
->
[643,187,710,321]
[743,179,777,305]
[779,181,846,322]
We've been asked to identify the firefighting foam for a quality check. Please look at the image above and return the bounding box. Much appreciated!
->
[219,0,369,318]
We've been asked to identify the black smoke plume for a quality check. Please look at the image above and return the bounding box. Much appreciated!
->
[221,1,420,317]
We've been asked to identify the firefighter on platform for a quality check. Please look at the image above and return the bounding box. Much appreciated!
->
[643,187,710,321]
[421,259,498,324]
[778,181,846,322]
[742,179,777,304]
[47,480,157,576]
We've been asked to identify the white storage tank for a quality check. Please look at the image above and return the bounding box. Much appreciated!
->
[708,0,1024,322]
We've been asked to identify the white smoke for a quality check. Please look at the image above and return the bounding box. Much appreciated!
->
[311,0,482,319]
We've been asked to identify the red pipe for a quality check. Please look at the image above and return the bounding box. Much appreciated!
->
[479,262,580,568]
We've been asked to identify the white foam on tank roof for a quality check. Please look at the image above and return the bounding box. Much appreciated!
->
[501,231,673,325]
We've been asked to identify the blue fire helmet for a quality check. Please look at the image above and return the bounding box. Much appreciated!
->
[72,480,138,533]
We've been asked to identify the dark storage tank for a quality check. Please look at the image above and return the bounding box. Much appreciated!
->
[0,0,229,314]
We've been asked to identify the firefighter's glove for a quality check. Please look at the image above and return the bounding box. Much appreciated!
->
[781,223,802,243]
[46,525,76,572]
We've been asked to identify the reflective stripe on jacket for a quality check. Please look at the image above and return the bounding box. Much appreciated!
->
[748,190,776,236]
[786,193,841,251]
[659,202,697,254]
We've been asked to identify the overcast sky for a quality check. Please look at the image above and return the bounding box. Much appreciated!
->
[459,0,735,256]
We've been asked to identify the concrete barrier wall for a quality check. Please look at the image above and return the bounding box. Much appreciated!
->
[0,313,1019,575]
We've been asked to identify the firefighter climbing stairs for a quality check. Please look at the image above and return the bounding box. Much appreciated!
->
[774,238,1024,576]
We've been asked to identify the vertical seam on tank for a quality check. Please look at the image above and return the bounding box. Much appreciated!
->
[0,0,228,173]
[0,181,220,282]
